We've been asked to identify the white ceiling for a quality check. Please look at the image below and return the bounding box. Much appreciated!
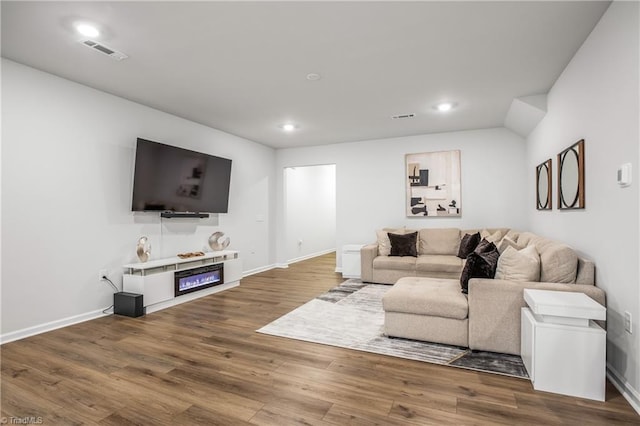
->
[1,1,610,149]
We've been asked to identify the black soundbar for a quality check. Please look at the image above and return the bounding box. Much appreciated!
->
[160,212,210,219]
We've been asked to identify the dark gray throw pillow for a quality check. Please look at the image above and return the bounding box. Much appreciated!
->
[473,238,495,254]
[388,232,418,257]
[460,241,499,294]
[457,232,481,259]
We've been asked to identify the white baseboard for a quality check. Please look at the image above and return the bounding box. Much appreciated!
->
[335,267,343,273]
[287,248,335,265]
[0,308,110,345]
[243,264,278,277]
[607,363,640,414]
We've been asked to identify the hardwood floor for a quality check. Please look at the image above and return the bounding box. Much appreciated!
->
[2,252,638,425]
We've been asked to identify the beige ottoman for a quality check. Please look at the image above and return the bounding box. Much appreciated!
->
[382,277,469,347]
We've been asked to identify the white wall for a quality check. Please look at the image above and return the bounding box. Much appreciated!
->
[276,127,528,268]
[284,164,336,262]
[526,1,639,406]
[1,59,277,338]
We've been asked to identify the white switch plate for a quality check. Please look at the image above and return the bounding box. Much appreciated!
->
[617,163,632,187]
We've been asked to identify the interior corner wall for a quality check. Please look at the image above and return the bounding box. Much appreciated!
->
[284,164,336,262]
[526,1,639,403]
[275,127,528,269]
[1,59,277,338]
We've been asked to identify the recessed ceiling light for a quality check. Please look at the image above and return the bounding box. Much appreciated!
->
[280,123,297,132]
[435,102,455,112]
[306,73,321,81]
[76,23,100,38]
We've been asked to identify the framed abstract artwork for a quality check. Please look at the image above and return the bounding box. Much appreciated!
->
[406,150,461,217]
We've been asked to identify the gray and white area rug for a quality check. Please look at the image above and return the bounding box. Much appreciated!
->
[257,279,528,379]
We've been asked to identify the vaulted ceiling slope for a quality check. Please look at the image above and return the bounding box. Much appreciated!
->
[1,1,610,148]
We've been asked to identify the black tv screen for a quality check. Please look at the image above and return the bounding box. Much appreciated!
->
[131,138,232,213]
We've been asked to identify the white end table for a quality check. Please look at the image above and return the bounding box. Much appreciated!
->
[521,289,606,401]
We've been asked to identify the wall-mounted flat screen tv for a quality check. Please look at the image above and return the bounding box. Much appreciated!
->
[131,138,232,213]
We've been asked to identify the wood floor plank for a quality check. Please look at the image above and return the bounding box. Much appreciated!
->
[1,252,638,424]
[1,363,123,423]
[109,365,263,420]
[513,389,640,425]
[322,404,420,426]
[327,353,520,409]
[249,404,334,426]
[1,380,64,419]
[171,404,254,426]
[388,400,498,426]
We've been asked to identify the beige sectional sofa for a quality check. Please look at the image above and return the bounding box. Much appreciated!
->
[362,227,509,284]
[361,227,605,355]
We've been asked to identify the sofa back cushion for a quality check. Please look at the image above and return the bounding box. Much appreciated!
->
[517,232,579,283]
[576,258,596,285]
[419,228,461,255]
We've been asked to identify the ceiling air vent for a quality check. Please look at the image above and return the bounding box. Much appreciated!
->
[81,40,128,61]
[391,113,416,120]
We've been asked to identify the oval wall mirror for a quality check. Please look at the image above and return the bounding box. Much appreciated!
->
[536,159,552,210]
[557,139,585,209]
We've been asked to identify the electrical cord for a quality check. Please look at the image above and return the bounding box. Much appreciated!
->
[101,276,120,314]
[103,276,120,292]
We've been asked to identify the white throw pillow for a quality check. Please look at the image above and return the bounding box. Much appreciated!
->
[495,245,540,282]
[497,236,520,254]
[480,229,503,243]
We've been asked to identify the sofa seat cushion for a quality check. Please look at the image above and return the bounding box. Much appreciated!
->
[373,256,417,271]
[382,277,468,320]
[416,255,463,273]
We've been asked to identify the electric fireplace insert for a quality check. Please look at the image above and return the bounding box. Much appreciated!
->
[174,263,224,297]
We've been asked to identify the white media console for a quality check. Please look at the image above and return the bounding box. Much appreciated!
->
[122,250,242,314]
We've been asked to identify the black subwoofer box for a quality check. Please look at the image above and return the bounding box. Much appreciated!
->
[114,292,144,317]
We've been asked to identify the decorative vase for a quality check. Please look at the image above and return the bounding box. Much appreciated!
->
[208,232,230,251]
[136,236,151,262]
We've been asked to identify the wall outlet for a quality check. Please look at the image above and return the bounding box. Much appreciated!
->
[98,269,108,281]
[624,311,632,334]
